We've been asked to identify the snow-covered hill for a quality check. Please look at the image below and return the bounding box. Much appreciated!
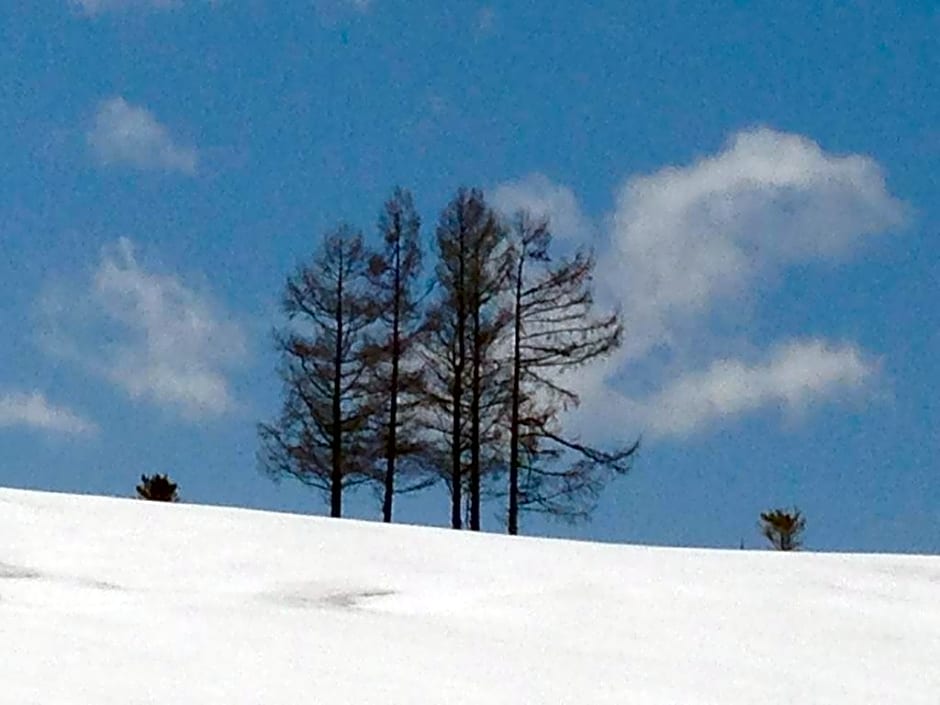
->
[1,487,937,704]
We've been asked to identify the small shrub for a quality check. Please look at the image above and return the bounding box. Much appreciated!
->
[760,507,806,551]
[136,473,179,502]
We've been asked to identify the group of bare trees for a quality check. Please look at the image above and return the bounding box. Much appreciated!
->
[258,187,638,534]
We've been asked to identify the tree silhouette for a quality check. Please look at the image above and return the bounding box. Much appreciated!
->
[504,210,637,534]
[421,188,509,529]
[136,474,179,502]
[365,188,436,522]
[259,225,376,518]
[760,508,806,551]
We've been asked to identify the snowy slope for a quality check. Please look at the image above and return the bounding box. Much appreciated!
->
[1,487,937,704]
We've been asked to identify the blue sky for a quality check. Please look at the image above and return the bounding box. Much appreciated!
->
[1,1,937,552]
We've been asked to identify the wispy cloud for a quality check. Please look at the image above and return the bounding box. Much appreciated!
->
[39,239,247,419]
[71,0,371,16]
[87,98,197,174]
[476,6,497,35]
[311,0,373,20]
[634,341,876,438]
[491,174,593,241]
[0,392,97,436]
[70,0,180,16]
[494,128,906,440]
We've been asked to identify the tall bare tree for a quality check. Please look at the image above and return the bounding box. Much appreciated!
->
[465,200,512,530]
[258,226,375,518]
[366,188,434,522]
[505,211,638,534]
[421,188,509,529]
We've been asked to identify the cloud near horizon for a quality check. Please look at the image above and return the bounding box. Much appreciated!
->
[0,391,97,436]
[38,239,247,420]
[87,98,198,174]
[493,127,906,440]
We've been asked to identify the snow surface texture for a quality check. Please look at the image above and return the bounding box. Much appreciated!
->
[1,487,938,704]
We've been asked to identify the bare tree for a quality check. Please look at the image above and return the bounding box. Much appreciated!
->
[365,188,435,522]
[504,211,638,534]
[421,188,509,529]
[465,199,512,530]
[258,226,376,518]
[760,508,806,551]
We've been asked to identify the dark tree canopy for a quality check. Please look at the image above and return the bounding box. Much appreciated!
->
[760,508,806,551]
[136,473,179,502]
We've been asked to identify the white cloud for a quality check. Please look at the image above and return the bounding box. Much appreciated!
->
[491,173,594,241]
[494,128,907,440]
[87,98,197,174]
[311,0,372,19]
[634,341,876,438]
[71,0,179,16]
[72,0,367,15]
[604,127,906,359]
[0,392,97,436]
[40,239,247,419]
[476,6,496,35]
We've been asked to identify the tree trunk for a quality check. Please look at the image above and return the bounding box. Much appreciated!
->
[382,233,402,523]
[507,255,524,535]
[469,305,482,531]
[451,373,463,528]
[450,221,466,530]
[331,254,344,519]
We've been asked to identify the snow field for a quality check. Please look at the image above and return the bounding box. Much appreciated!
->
[1,487,937,704]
